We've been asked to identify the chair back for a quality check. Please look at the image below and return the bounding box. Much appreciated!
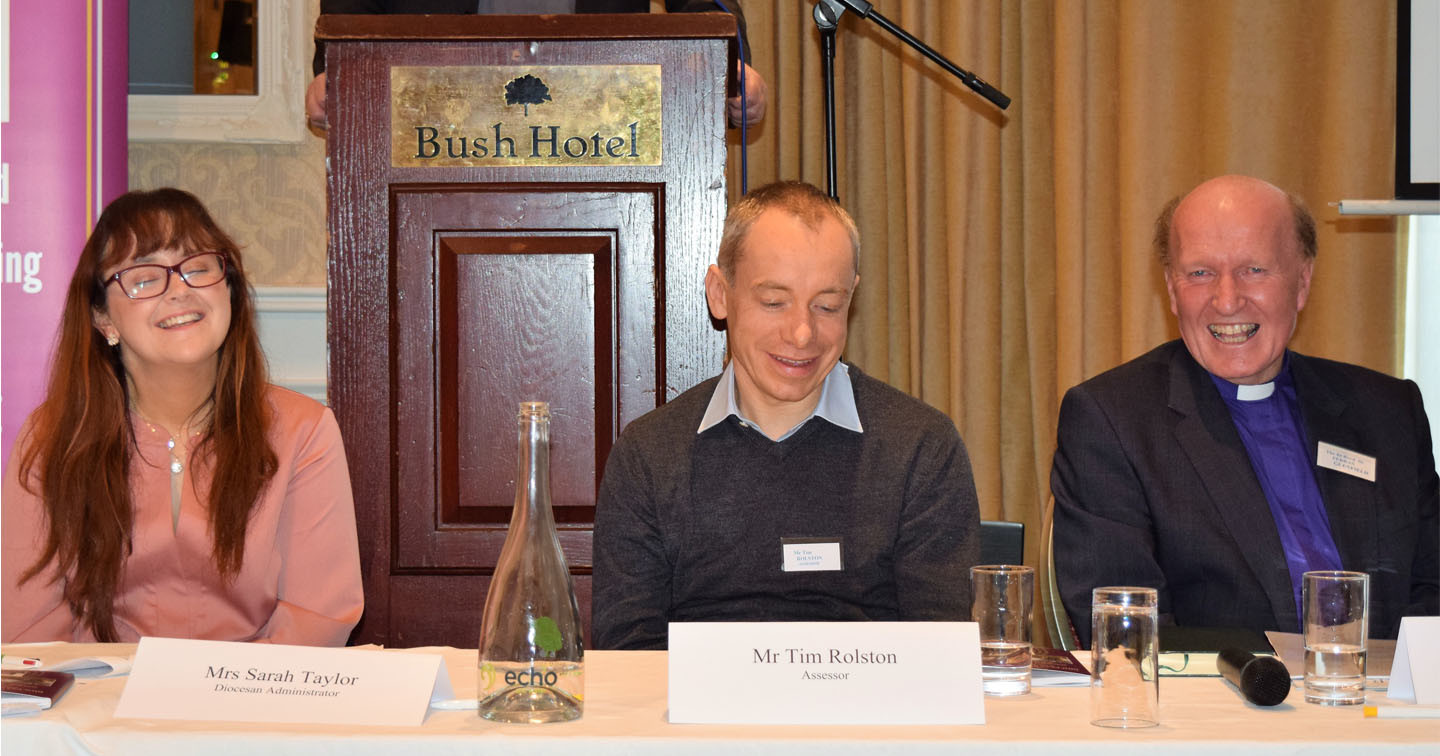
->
[978,520,1024,565]
[1041,498,1080,650]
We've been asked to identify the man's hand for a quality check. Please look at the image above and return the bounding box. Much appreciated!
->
[727,62,767,128]
[306,72,328,132]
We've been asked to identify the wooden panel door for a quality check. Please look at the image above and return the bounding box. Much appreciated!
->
[385,187,659,647]
[321,15,734,648]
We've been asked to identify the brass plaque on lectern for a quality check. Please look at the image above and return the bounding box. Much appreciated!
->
[390,65,662,168]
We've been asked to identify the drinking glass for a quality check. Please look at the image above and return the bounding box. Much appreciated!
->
[970,565,1035,696]
[1302,570,1369,706]
[1090,586,1159,728]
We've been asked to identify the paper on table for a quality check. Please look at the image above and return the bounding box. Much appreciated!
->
[114,637,454,727]
[1158,652,1222,677]
[1388,616,1440,704]
[668,622,984,725]
[1265,630,1395,681]
[45,657,132,679]
[1031,647,1228,681]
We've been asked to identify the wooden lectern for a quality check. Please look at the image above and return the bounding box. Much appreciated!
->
[318,14,733,648]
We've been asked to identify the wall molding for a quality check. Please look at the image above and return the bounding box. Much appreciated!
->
[254,285,327,403]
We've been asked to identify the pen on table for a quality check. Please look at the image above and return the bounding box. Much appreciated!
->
[1,655,42,666]
[1363,706,1440,720]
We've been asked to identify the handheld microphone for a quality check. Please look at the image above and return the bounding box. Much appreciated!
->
[1216,647,1291,706]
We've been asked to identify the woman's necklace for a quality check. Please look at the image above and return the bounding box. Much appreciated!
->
[130,398,214,474]
[131,402,210,532]
[131,408,205,468]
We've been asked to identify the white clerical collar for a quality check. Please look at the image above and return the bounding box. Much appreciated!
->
[698,361,864,440]
[1235,382,1276,401]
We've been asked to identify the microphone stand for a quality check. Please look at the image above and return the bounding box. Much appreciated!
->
[812,0,1011,201]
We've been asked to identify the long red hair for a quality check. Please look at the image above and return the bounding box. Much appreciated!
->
[16,188,277,641]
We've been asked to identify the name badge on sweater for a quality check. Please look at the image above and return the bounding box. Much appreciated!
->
[781,538,843,572]
[1317,441,1376,482]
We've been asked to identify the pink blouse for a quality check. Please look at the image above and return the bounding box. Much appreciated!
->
[2,387,363,646]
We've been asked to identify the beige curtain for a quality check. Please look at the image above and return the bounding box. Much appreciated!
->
[721,0,1399,638]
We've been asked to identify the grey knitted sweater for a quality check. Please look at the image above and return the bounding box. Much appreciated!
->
[591,363,981,649]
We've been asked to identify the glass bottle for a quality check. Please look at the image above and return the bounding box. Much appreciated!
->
[477,401,584,723]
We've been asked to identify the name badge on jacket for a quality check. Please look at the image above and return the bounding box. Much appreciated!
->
[1317,441,1377,482]
[781,538,843,572]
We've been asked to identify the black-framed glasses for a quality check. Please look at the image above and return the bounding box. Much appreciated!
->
[105,252,228,300]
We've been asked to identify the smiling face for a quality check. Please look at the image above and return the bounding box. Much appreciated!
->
[1165,176,1313,385]
[92,246,232,387]
[705,206,858,435]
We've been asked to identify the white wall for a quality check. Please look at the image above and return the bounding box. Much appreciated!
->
[255,286,327,404]
[1403,215,1440,442]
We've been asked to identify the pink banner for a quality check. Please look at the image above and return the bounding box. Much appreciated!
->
[1,0,128,471]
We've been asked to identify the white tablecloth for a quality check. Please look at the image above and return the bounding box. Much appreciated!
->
[3,643,1436,755]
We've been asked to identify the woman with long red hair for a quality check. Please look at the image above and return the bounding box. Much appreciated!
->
[2,188,362,645]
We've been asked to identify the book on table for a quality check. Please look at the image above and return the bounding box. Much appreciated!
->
[2,669,76,715]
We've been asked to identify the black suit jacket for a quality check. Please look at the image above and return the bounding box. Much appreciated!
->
[314,0,749,75]
[1052,340,1438,646]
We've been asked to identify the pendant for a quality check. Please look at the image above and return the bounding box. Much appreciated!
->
[166,438,182,474]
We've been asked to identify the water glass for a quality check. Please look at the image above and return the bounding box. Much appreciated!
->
[1090,586,1159,728]
[970,565,1035,696]
[1302,570,1369,706]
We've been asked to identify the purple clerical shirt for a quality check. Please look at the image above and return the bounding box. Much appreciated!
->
[1211,360,1343,628]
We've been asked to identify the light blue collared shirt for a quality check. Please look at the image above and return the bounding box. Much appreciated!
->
[697,361,864,441]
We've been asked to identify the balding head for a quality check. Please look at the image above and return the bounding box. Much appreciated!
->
[1154,175,1316,271]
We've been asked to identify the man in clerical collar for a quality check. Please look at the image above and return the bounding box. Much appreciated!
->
[591,180,980,650]
[1052,174,1438,647]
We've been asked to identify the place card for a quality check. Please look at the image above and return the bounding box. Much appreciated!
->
[1389,616,1440,704]
[668,622,983,725]
[114,637,453,726]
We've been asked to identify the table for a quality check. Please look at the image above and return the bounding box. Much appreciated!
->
[4,643,1435,755]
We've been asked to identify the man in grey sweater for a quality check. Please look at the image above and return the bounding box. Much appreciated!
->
[592,180,981,649]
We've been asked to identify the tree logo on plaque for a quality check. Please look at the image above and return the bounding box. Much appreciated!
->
[505,75,552,116]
